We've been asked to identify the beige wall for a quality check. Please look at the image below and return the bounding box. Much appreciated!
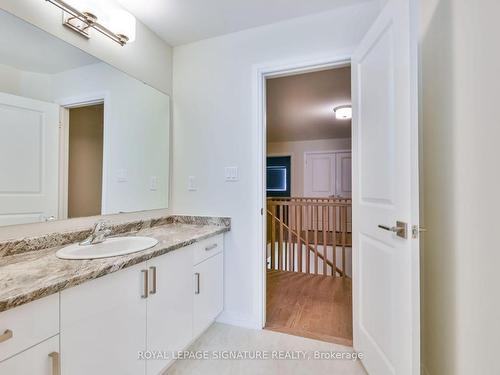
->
[0,0,173,94]
[421,0,500,374]
[267,138,351,196]
[68,105,104,219]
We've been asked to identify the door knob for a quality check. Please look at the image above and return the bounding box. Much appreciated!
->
[378,221,408,239]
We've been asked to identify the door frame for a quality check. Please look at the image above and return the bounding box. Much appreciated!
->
[56,92,109,219]
[253,55,352,329]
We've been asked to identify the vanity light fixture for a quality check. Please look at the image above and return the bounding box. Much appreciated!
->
[334,105,352,120]
[45,0,136,46]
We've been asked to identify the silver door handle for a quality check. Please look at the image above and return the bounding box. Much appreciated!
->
[141,269,149,299]
[0,329,13,343]
[49,352,60,375]
[378,221,408,239]
[194,273,200,294]
[149,266,157,295]
[205,244,218,251]
[378,225,399,232]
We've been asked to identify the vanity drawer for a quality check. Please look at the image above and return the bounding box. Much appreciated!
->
[193,234,224,265]
[0,294,59,362]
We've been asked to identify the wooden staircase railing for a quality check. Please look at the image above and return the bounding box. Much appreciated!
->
[267,197,352,278]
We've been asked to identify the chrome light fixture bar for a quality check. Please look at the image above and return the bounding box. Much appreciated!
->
[45,0,130,46]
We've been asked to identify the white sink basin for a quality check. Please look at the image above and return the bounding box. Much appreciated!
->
[56,236,159,260]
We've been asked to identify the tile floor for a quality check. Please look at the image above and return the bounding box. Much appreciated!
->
[164,323,367,375]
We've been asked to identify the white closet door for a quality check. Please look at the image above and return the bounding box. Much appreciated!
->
[304,152,336,197]
[335,152,352,198]
[0,92,59,226]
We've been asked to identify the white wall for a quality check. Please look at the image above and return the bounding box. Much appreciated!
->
[420,0,500,374]
[0,63,52,101]
[267,138,351,196]
[0,0,173,95]
[52,63,170,215]
[171,2,380,328]
[0,0,173,238]
[0,61,170,217]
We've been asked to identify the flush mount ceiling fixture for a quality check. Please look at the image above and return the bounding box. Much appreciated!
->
[45,0,136,46]
[334,105,352,120]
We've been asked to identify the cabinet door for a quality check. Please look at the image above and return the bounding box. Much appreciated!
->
[147,247,194,375]
[60,263,147,375]
[0,335,59,375]
[193,252,224,338]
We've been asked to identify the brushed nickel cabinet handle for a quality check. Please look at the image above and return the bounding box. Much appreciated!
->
[194,273,200,295]
[49,352,60,375]
[0,329,13,343]
[205,244,218,251]
[141,269,149,299]
[149,266,157,295]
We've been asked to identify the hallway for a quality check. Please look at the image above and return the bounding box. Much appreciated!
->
[265,269,352,346]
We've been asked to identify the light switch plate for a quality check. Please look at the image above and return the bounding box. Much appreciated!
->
[188,176,197,191]
[149,176,159,191]
[225,167,238,182]
[117,169,128,182]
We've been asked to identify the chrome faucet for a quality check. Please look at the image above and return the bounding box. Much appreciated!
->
[80,221,112,246]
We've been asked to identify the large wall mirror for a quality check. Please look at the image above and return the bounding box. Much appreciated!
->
[0,10,170,227]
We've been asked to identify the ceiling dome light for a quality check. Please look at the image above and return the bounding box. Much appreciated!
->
[334,105,352,120]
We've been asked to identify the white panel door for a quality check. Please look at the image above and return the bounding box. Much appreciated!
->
[304,152,336,197]
[0,92,59,226]
[351,0,419,374]
[335,152,352,198]
[147,247,194,375]
[0,336,59,375]
[60,263,147,375]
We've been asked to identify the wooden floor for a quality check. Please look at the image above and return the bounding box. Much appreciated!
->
[265,269,353,346]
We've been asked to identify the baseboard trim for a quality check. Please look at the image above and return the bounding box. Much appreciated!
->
[216,310,261,330]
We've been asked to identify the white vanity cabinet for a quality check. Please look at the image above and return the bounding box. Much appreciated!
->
[193,235,224,338]
[59,234,224,375]
[0,336,60,375]
[0,294,60,374]
[60,262,147,375]
[146,246,194,375]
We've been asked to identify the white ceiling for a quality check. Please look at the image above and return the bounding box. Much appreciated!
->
[266,66,351,143]
[0,10,98,74]
[115,0,373,46]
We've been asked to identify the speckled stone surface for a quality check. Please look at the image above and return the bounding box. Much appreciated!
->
[0,215,230,258]
[0,216,230,313]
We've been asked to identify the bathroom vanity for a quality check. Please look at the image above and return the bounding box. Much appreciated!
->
[0,8,230,375]
[0,216,229,375]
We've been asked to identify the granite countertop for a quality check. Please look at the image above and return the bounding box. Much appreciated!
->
[0,218,230,313]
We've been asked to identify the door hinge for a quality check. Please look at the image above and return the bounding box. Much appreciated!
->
[260,208,263,216]
[411,225,427,239]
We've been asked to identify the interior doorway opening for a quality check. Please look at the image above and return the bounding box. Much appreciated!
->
[67,103,104,218]
[59,99,105,220]
[264,64,353,345]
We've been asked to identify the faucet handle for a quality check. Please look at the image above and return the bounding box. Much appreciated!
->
[93,220,110,232]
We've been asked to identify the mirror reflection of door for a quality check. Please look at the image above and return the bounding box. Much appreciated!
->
[67,104,104,218]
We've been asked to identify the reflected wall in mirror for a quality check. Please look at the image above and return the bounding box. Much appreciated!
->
[0,10,170,227]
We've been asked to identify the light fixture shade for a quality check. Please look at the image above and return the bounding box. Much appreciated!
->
[107,9,136,43]
[334,106,352,120]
